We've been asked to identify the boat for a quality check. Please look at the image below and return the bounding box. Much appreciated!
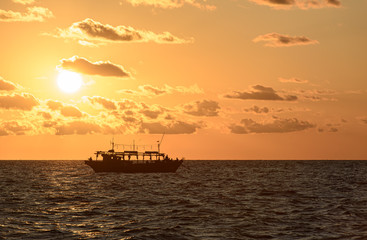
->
[85,136,183,173]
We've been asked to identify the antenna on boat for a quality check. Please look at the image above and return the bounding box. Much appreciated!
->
[110,136,115,151]
[157,132,165,153]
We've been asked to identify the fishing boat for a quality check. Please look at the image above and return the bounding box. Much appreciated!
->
[85,135,183,173]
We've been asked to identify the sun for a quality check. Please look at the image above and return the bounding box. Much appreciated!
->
[57,70,83,93]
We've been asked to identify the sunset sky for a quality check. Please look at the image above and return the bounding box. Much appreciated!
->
[0,0,366,160]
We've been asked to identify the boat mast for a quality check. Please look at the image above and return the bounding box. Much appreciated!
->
[157,133,165,153]
[110,137,115,151]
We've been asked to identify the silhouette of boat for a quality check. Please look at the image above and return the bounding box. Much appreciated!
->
[85,136,183,173]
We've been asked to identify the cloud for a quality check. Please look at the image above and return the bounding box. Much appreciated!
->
[138,102,167,119]
[249,0,341,9]
[46,100,63,110]
[140,121,202,134]
[329,127,338,132]
[244,105,269,114]
[230,118,315,134]
[172,84,204,94]
[55,121,102,135]
[296,89,338,101]
[359,117,367,124]
[41,97,206,135]
[225,85,297,101]
[139,85,167,96]
[0,120,32,135]
[183,100,220,117]
[0,77,17,91]
[140,109,162,119]
[85,96,169,122]
[42,121,56,128]
[38,111,52,120]
[119,84,203,97]
[12,0,35,4]
[278,77,308,84]
[319,122,341,133]
[253,33,319,47]
[0,7,53,22]
[118,99,139,110]
[46,100,83,117]
[124,0,216,10]
[0,127,8,136]
[326,0,341,7]
[46,18,192,45]
[58,56,131,78]
[0,93,39,110]
[60,106,83,118]
[85,96,117,110]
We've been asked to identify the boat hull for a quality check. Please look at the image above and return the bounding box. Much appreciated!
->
[85,160,183,173]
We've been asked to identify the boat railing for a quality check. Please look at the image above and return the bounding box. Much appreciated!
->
[94,149,169,161]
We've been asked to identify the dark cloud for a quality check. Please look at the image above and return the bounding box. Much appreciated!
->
[230,118,315,134]
[269,0,294,4]
[86,96,117,110]
[249,0,341,9]
[140,121,202,134]
[225,85,297,101]
[0,77,17,91]
[0,6,53,22]
[244,105,269,114]
[46,18,191,45]
[253,33,319,47]
[0,93,39,110]
[327,0,341,6]
[59,56,130,78]
[183,100,220,117]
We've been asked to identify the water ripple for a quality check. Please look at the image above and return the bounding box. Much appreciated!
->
[1,160,367,239]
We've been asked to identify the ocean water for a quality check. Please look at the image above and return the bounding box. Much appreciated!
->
[0,160,367,239]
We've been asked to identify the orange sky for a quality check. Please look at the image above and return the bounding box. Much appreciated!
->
[0,0,366,160]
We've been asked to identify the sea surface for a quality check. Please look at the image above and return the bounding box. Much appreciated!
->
[1,160,367,239]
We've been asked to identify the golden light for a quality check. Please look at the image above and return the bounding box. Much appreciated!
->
[57,70,83,93]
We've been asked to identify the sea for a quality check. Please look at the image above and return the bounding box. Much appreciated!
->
[0,160,367,240]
